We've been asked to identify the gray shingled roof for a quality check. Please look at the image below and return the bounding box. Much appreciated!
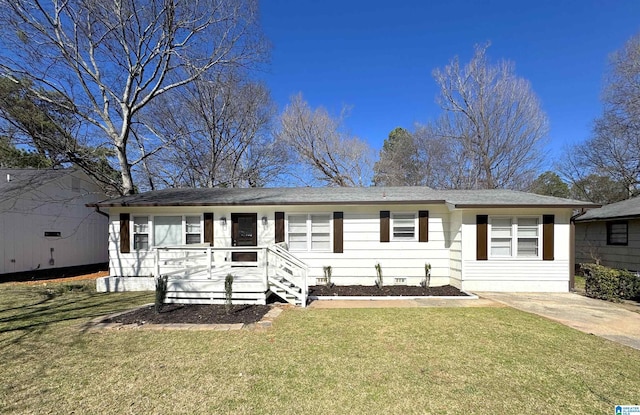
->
[575,196,640,221]
[93,187,597,208]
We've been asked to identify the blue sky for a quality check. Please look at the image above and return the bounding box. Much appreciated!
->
[260,0,640,169]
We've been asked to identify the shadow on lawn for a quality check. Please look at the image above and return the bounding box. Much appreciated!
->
[0,284,150,345]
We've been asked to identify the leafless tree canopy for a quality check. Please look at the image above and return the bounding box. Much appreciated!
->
[416,44,549,190]
[277,93,374,187]
[0,0,267,195]
[143,72,284,189]
[560,33,640,201]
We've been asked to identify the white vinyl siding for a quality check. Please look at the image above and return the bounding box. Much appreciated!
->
[392,213,416,240]
[461,209,572,293]
[0,170,108,275]
[287,214,331,252]
[489,216,540,259]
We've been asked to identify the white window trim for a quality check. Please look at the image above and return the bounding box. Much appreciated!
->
[391,212,418,241]
[286,213,333,252]
[185,215,203,245]
[132,215,151,251]
[488,216,542,260]
[131,215,203,250]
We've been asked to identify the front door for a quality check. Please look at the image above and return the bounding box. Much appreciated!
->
[231,213,258,262]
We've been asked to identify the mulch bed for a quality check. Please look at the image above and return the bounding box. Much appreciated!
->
[308,284,467,297]
[104,304,272,325]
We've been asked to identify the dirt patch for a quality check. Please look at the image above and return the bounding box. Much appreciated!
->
[103,303,272,325]
[308,284,467,297]
[7,270,109,286]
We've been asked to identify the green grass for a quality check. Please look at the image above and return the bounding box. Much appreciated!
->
[1,281,639,414]
[574,275,586,292]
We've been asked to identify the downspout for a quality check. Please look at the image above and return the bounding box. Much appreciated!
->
[93,205,110,219]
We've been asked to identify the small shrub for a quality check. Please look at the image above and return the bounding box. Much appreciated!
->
[421,263,432,288]
[225,274,234,313]
[375,263,383,289]
[581,263,640,302]
[323,266,333,287]
[155,275,168,313]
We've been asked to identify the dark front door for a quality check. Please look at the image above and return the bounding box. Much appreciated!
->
[231,213,258,262]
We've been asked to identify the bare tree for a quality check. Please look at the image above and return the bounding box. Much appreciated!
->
[278,93,374,187]
[421,44,548,190]
[0,0,267,195]
[413,122,473,189]
[145,72,283,188]
[560,33,640,200]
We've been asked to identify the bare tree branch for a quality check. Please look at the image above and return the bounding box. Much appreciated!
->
[0,0,268,195]
[277,93,374,187]
[418,44,548,190]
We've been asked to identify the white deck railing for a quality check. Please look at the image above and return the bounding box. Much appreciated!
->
[267,242,309,306]
[152,244,308,305]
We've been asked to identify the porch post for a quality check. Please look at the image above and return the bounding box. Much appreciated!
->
[154,249,160,278]
[263,248,269,291]
[207,247,212,279]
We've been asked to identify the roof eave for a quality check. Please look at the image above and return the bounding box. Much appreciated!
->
[453,203,599,209]
[575,214,640,222]
[91,199,450,208]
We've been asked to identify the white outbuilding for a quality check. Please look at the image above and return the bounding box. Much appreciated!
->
[0,168,108,279]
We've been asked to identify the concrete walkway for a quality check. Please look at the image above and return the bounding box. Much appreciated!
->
[477,292,640,350]
[308,297,499,308]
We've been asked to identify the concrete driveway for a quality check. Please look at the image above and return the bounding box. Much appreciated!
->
[478,292,640,350]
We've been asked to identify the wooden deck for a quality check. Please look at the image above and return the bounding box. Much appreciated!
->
[155,244,309,306]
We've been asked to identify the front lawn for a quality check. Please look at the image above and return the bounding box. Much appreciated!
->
[1,281,638,414]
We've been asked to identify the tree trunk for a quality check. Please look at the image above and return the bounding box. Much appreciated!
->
[114,139,135,195]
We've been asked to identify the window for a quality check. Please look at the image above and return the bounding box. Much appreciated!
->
[132,215,204,249]
[490,218,512,256]
[392,213,416,240]
[607,221,628,245]
[287,215,308,251]
[185,216,201,244]
[311,214,330,250]
[133,216,149,250]
[154,216,182,246]
[517,218,539,257]
[287,214,331,251]
[489,217,540,258]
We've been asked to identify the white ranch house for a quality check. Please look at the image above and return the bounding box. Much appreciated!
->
[0,168,108,279]
[92,187,595,306]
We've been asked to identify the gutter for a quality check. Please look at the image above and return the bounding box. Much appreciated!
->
[571,209,588,222]
[92,205,110,218]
